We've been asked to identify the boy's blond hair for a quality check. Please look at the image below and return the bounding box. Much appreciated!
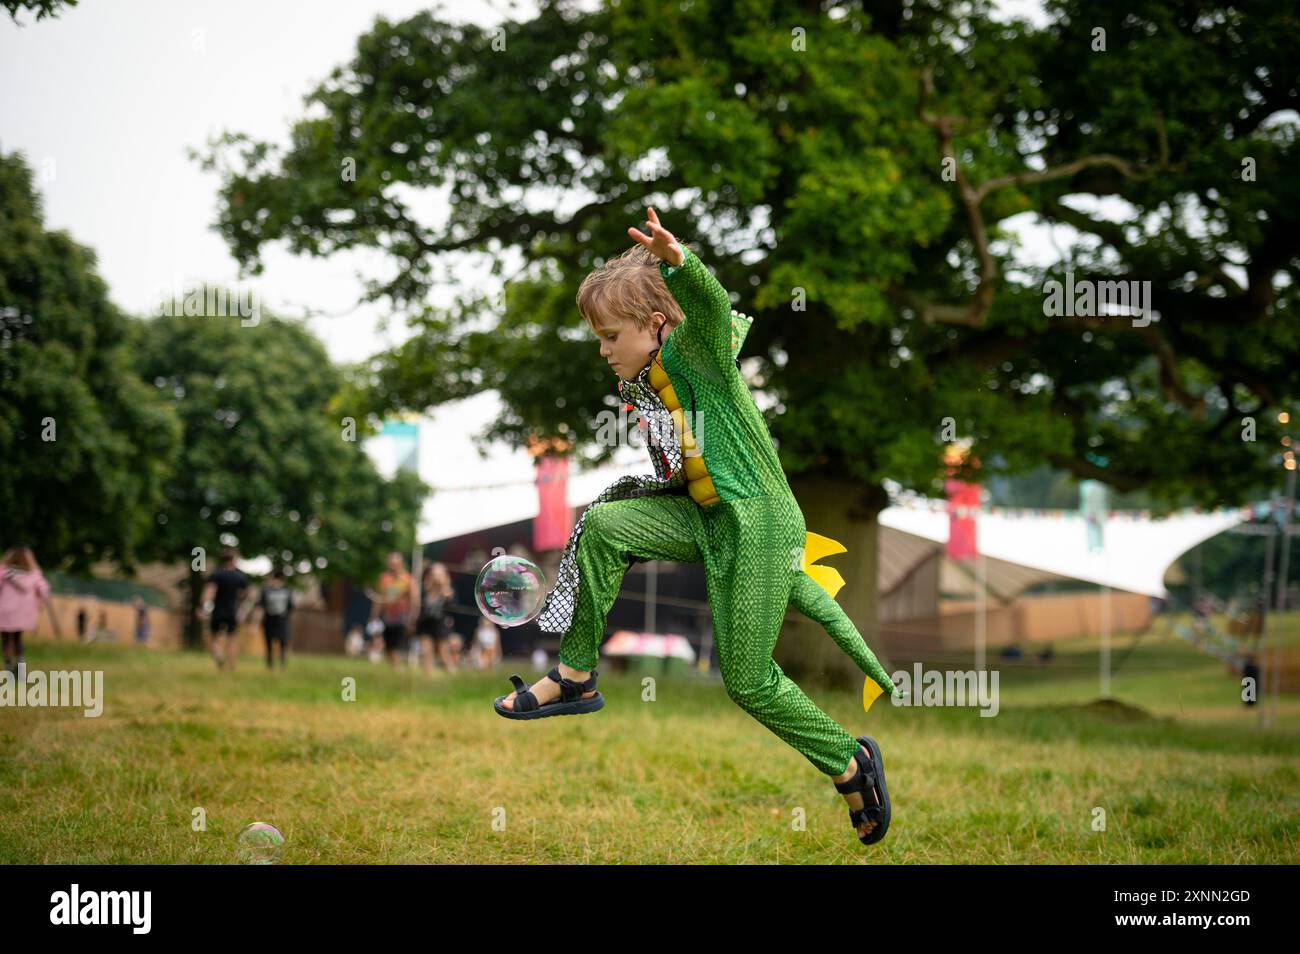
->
[576,242,695,336]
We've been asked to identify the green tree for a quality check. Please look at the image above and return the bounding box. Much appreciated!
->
[197,0,1299,681]
[130,302,427,645]
[0,150,180,570]
[2,0,79,24]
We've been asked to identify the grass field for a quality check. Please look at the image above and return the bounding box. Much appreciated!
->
[2,619,1298,864]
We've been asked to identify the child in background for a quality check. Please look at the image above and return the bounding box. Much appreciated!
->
[416,561,456,673]
[257,571,294,669]
[200,549,250,670]
[132,595,150,645]
[472,618,501,670]
[369,551,415,669]
[88,609,116,643]
[0,545,49,675]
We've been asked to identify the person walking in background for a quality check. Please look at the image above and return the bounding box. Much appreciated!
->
[0,545,49,676]
[76,605,87,641]
[416,561,455,674]
[365,618,385,663]
[368,551,415,669]
[472,617,501,670]
[132,595,150,645]
[200,549,250,671]
[447,630,464,669]
[88,609,114,643]
[342,577,371,657]
[255,571,294,670]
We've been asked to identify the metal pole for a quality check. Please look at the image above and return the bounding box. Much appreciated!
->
[975,551,986,674]
[411,544,424,612]
[1259,520,1276,728]
[698,617,713,674]
[1271,468,1296,726]
[1194,545,1203,603]
[410,544,424,673]
[1101,579,1111,699]
[645,559,658,634]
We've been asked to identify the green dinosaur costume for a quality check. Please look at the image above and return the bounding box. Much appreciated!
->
[535,246,897,776]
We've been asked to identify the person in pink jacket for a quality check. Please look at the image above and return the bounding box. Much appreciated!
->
[0,545,50,675]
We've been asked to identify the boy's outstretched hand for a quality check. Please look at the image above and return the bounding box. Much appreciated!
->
[628,206,685,267]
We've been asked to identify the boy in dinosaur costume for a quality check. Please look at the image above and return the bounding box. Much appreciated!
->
[494,208,897,844]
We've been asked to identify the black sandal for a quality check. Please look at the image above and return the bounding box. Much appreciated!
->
[834,735,891,845]
[493,667,604,720]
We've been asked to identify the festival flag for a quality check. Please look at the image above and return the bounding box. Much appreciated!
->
[944,445,980,560]
[1079,479,1109,553]
[532,446,573,551]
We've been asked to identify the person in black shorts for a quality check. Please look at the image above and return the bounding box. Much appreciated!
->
[415,561,456,674]
[256,570,294,670]
[200,549,250,671]
[368,551,415,668]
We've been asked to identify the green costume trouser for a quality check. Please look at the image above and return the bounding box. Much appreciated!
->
[557,491,883,777]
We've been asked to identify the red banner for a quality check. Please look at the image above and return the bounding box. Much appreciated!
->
[944,477,980,561]
[533,455,573,551]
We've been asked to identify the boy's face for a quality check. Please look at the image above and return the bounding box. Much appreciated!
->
[594,312,667,381]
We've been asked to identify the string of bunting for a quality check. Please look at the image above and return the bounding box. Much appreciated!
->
[888,495,1269,522]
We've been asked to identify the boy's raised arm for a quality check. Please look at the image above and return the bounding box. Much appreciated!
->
[628,207,738,373]
[659,245,736,372]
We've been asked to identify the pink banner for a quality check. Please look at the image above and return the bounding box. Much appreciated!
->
[533,455,573,551]
[945,478,980,561]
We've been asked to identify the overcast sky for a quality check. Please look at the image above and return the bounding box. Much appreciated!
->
[0,0,547,365]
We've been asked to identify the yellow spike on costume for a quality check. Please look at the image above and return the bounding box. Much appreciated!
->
[801,530,848,599]
[804,530,847,565]
[798,530,887,710]
[862,677,885,712]
[804,563,846,600]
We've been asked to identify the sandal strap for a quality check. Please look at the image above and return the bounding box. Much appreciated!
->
[834,775,860,795]
[849,802,885,828]
[834,753,876,794]
[546,666,598,688]
[549,666,598,702]
[506,673,539,711]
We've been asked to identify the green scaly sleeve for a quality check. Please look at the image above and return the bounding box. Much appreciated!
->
[659,246,735,373]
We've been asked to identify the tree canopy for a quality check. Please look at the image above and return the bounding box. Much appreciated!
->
[0,150,180,569]
[0,149,427,604]
[2,0,79,25]
[130,303,427,586]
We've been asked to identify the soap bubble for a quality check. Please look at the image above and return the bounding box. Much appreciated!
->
[474,555,546,627]
[237,822,285,864]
